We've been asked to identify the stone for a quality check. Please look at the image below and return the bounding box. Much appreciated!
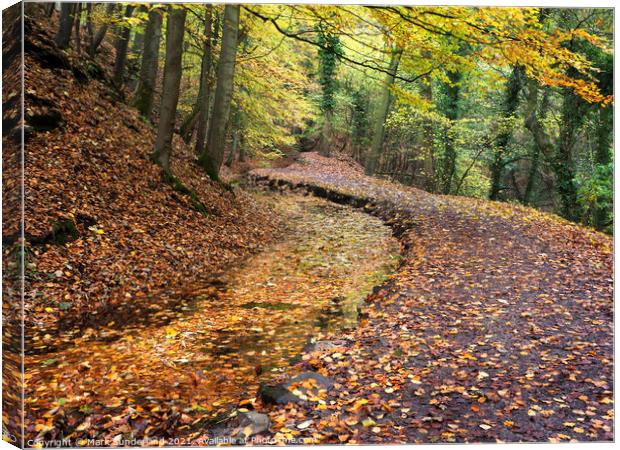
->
[237,410,270,436]
[287,371,334,390]
[258,383,300,405]
[258,371,335,405]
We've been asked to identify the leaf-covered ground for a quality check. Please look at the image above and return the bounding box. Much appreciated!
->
[249,152,613,444]
[23,194,399,443]
[3,15,280,440]
[4,13,613,446]
[4,16,280,351]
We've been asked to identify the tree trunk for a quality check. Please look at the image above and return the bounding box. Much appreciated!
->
[133,7,163,119]
[112,5,136,89]
[152,7,187,173]
[593,103,613,228]
[130,13,145,55]
[55,3,75,49]
[225,106,242,167]
[524,83,553,150]
[199,5,240,180]
[179,108,200,143]
[365,48,402,175]
[126,15,145,91]
[489,66,523,200]
[523,87,549,205]
[73,3,81,53]
[181,9,220,146]
[238,133,246,162]
[85,3,94,51]
[524,81,558,212]
[350,88,369,163]
[194,4,215,153]
[420,76,435,191]
[554,89,587,222]
[591,48,613,229]
[318,110,334,156]
[88,3,116,56]
[438,70,461,194]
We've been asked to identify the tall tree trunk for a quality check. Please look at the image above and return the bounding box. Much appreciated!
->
[126,28,144,91]
[316,30,341,157]
[350,88,369,163]
[179,108,200,143]
[554,89,587,221]
[523,145,541,205]
[420,76,435,191]
[181,9,220,145]
[88,3,116,56]
[365,48,402,175]
[55,3,75,49]
[593,103,613,229]
[73,3,81,53]
[126,5,148,91]
[318,111,334,156]
[194,4,215,153]
[523,80,553,203]
[112,5,136,88]
[591,50,613,230]
[238,133,246,162]
[152,7,187,173]
[85,3,94,51]
[133,7,163,120]
[489,66,523,200]
[225,106,242,167]
[523,86,549,205]
[199,5,240,180]
[438,70,461,194]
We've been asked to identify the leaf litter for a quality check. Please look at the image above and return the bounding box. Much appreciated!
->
[249,152,613,444]
[24,193,400,442]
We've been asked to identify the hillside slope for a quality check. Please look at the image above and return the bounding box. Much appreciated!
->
[3,14,279,352]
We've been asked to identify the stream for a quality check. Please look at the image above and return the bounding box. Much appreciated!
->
[24,193,400,437]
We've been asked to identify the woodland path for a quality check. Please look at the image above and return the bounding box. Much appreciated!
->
[248,152,613,444]
[24,193,400,444]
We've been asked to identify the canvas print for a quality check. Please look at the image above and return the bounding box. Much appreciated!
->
[1,1,614,447]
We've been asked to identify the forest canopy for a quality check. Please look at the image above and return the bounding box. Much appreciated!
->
[50,2,613,231]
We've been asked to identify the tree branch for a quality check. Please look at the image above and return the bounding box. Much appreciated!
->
[243,6,434,84]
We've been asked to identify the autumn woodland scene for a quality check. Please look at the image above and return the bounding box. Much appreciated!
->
[0,1,614,447]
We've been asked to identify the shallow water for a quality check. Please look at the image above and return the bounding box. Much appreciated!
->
[24,193,400,435]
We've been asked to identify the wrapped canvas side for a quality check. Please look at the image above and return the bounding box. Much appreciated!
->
[2,2,25,449]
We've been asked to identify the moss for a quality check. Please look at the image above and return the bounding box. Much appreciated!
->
[218,180,236,194]
[163,171,210,217]
[49,218,79,244]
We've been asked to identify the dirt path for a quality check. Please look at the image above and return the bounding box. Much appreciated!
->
[249,152,613,444]
[24,193,399,444]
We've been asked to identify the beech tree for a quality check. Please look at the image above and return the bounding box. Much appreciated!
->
[152,6,187,173]
[199,4,240,180]
[194,4,215,154]
[316,28,341,157]
[489,66,523,201]
[133,7,163,119]
[87,3,117,56]
[112,5,136,88]
[55,3,75,49]
[365,48,402,175]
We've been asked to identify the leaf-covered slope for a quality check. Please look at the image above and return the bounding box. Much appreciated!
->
[250,152,613,443]
[10,15,279,350]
